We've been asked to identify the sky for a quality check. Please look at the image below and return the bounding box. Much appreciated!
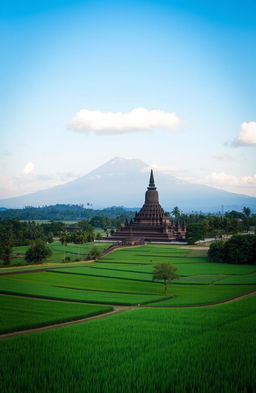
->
[1,0,256,199]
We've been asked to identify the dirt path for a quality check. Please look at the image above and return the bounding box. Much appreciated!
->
[181,246,209,250]
[0,305,134,339]
[145,290,256,308]
[1,290,256,339]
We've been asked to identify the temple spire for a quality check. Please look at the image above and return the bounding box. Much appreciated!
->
[148,169,156,190]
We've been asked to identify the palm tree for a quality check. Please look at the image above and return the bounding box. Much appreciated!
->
[171,206,181,220]
[74,230,86,260]
[59,231,70,261]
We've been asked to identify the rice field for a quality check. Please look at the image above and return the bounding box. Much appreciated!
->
[0,278,165,305]
[0,294,112,333]
[1,295,255,393]
[1,244,256,307]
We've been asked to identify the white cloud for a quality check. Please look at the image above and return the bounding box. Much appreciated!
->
[69,107,182,135]
[22,162,34,174]
[181,172,256,196]
[144,164,256,196]
[142,164,188,178]
[234,121,256,146]
[213,153,235,161]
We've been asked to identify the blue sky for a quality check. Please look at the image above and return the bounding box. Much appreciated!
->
[1,0,256,199]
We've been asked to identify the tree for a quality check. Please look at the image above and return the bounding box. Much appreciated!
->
[25,240,52,264]
[186,223,205,244]
[59,231,70,261]
[78,219,94,232]
[243,207,251,217]
[88,246,102,261]
[73,230,86,260]
[152,262,179,295]
[208,240,225,263]
[171,206,181,220]
[223,234,256,264]
[208,235,256,265]
[0,229,13,265]
[86,228,95,242]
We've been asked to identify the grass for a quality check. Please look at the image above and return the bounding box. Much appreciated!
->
[1,295,256,393]
[0,294,112,334]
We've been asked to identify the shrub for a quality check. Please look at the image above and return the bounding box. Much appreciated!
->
[25,240,52,264]
[87,246,102,260]
[208,235,256,265]
[208,241,225,263]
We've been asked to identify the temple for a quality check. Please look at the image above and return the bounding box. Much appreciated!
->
[110,170,186,244]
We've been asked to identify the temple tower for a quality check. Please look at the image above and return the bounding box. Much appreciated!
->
[109,170,186,243]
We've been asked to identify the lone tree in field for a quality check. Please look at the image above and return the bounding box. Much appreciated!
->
[153,262,179,295]
[88,246,102,261]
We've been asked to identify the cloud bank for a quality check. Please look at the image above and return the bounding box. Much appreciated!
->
[69,107,182,135]
[234,121,256,146]
[182,172,256,196]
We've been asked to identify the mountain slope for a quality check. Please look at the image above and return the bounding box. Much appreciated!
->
[1,157,256,212]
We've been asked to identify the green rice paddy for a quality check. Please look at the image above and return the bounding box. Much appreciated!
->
[1,295,255,393]
[1,243,256,393]
[0,295,112,333]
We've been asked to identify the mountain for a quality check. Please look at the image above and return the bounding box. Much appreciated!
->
[1,157,256,212]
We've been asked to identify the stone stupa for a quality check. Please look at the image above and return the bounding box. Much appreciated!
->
[110,170,186,244]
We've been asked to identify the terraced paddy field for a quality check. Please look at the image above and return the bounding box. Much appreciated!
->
[1,244,256,306]
[1,244,256,393]
[0,295,112,334]
[1,295,256,393]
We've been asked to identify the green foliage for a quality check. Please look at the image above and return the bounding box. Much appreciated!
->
[209,235,256,264]
[78,219,94,232]
[87,246,102,260]
[25,240,52,263]
[243,206,251,217]
[171,206,181,219]
[153,262,179,294]
[186,222,205,244]
[0,205,136,222]
[0,229,13,265]
[208,240,225,262]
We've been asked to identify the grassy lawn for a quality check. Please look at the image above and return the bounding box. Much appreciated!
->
[0,294,112,334]
[1,295,255,393]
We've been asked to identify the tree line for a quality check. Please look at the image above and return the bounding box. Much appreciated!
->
[0,204,136,221]
[0,218,102,265]
[169,206,255,244]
